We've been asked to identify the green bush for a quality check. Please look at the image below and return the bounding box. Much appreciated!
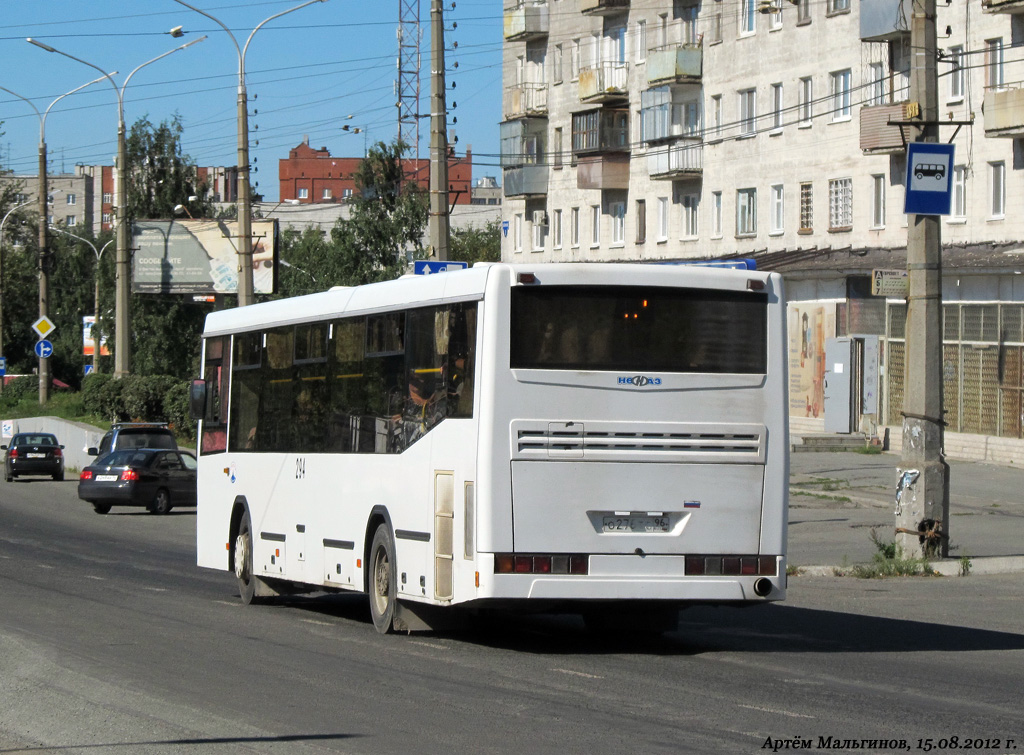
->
[163,380,196,442]
[0,376,38,409]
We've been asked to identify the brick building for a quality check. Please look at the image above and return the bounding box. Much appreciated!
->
[279,137,474,205]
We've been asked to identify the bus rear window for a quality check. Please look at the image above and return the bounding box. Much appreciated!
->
[510,285,767,373]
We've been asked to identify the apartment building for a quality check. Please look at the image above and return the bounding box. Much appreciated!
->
[501,0,1024,458]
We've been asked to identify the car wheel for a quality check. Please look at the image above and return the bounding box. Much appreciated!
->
[93,503,111,515]
[53,471,64,482]
[368,524,397,634]
[151,489,172,515]
[4,473,12,483]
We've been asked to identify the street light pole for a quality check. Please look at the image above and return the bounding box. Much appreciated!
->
[49,227,113,374]
[171,0,329,307]
[27,35,207,379]
[0,76,107,403]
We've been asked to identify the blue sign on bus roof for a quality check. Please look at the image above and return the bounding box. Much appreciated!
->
[660,258,757,270]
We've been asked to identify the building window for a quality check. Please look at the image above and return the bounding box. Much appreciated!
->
[797,0,811,23]
[985,39,1004,90]
[553,44,563,84]
[657,196,669,240]
[102,192,113,204]
[990,161,1005,218]
[770,184,784,234]
[635,20,646,63]
[739,88,757,136]
[514,213,523,252]
[532,212,548,251]
[708,12,723,44]
[298,188,308,199]
[830,69,851,121]
[322,188,333,200]
[798,77,813,126]
[799,182,813,233]
[868,62,885,105]
[681,194,699,239]
[768,0,782,30]
[553,209,563,248]
[736,188,757,236]
[828,177,853,230]
[66,193,76,205]
[952,165,967,219]
[66,215,77,227]
[570,207,580,247]
[570,39,580,80]
[711,95,723,139]
[949,46,964,100]
[102,212,112,224]
[711,191,723,237]
[591,205,601,247]
[635,200,646,244]
[771,83,783,130]
[871,174,886,228]
[553,128,563,169]
[610,201,625,245]
[740,0,756,34]
[827,0,850,12]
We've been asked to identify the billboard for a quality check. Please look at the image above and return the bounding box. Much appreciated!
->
[132,219,278,295]
[82,315,110,357]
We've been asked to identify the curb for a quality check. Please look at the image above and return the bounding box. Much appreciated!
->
[793,554,1024,578]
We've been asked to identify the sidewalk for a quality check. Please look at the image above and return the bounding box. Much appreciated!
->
[787,450,1024,575]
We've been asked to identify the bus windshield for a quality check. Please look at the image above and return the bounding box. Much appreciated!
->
[510,285,767,373]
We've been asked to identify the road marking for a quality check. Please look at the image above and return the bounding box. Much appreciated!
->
[141,587,167,592]
[300,619,333,627]
[410,640,448,650]
[737,704,815,719]
[552,668,603,679]
[85,575,105,581]
[38,564,54,569]
[214,600,239,607]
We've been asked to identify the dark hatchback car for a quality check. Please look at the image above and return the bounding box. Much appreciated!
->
[78,448,197,515]
[3,433,65,482]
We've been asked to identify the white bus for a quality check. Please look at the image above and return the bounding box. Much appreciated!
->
[191,262,788,633]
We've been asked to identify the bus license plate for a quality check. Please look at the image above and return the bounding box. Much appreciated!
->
[602,516,670,533]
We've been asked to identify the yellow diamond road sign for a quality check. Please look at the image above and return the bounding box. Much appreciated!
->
[32,316,56,339]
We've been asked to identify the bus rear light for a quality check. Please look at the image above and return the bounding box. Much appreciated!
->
[495,553,589,575]
[685,555,778,577]
[747,279,766,291]
[517,272,537,285]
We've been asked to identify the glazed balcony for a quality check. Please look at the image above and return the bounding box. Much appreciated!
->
[504,165,549,197]
[859,101,913,154]
[646,44,702,85]
[580,0,629,16]
[984,85,1024,137]
[576,154,630,190]
[647,139,703,180]
[504,83,549,118]
[982,0,1024,13]
[579,61,629,103]
[504,2,549,41]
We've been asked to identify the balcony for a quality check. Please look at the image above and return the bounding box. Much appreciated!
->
[579,61,629,103]
[646,44,702,85]
[580,0,629,16]
[576,154,630,190]
[984,85,1024,137]
[982,0,1024,13]
[504,83,549,118]
[504,165,549,197]
[572,108,629,156]
[860,0,911,41]
[647,139,703,180]
[504,2,549,41]
[859,101,913,154]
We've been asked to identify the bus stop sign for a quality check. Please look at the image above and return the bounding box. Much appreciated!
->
[904,142,955,216]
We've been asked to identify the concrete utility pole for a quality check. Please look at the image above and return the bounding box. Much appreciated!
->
[898,0,950,559]
[37,139,50,403]
[428,0,451,261]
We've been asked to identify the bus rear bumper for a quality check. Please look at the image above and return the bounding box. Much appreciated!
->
[488,575,785,602]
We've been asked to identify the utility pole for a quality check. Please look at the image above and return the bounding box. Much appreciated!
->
[898,0,949,559]
[37,140,50,403]
[427,0,450,261]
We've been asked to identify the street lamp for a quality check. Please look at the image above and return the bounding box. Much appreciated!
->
[28,33,207,381]
[48,227,113,374]
[0,200,34,394]
[0,76,108,403]
[171,0,329,307]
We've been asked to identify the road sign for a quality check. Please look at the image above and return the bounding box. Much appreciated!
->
[872,269,908,297]
[413,260,469,275]
[35,340,54,359]
[84,364,94,375]
[0,357,5,377]
[501,220,509,238]
[32,316,57,339]
[904,142,955,216]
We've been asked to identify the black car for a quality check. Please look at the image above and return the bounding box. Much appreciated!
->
[3,433,65,482]
[78,448,197,515]
[88,422,178,458]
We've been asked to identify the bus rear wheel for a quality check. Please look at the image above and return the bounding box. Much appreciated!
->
[369,524,397,634]
[235,512,261,605]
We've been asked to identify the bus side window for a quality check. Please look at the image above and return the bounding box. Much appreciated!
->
[448,303,476,418]
[201,336,229,455]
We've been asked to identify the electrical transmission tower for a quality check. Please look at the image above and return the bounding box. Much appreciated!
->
[397,0,421,182]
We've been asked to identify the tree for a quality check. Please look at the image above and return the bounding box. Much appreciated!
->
[125,114,214,221]
[328,140,428,286]
[450,219,501,266]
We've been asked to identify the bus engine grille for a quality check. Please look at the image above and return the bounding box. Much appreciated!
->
[512,422,766,463]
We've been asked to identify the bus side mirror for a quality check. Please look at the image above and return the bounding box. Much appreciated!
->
[189,379,207,421]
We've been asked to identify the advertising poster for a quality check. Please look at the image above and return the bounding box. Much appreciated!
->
[788,302,836,419]
[82,315,110,357]
[132,219,278,295]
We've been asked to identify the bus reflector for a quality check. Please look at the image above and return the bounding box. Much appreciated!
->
[747,279,765,291]
[495,553,589,575]
[686,555,777,576]
[517,272,537,285]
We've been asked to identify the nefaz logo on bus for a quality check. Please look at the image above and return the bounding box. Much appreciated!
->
[618,375,663,387]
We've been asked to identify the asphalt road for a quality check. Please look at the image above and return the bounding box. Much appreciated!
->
[2,477,1023,755]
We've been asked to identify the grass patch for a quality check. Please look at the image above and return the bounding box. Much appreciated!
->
[853,444,883,455]
[849,529,937,578]
[791,490,853,503]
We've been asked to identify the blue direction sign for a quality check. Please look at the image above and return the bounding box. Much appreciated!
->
[414,260,469,275]
[501,220,509,237]
[904,142,956,216]
[84,364,94,376]
[0,357,6,377]
[35,340,54,359]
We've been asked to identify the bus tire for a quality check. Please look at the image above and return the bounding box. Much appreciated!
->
[368,524,397,634]
[235,511,262,605]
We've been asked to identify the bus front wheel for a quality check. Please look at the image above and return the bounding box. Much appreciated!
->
[369,524,397,634]
[235,511,261,605]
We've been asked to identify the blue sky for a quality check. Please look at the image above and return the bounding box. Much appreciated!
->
[0,0,502,202]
